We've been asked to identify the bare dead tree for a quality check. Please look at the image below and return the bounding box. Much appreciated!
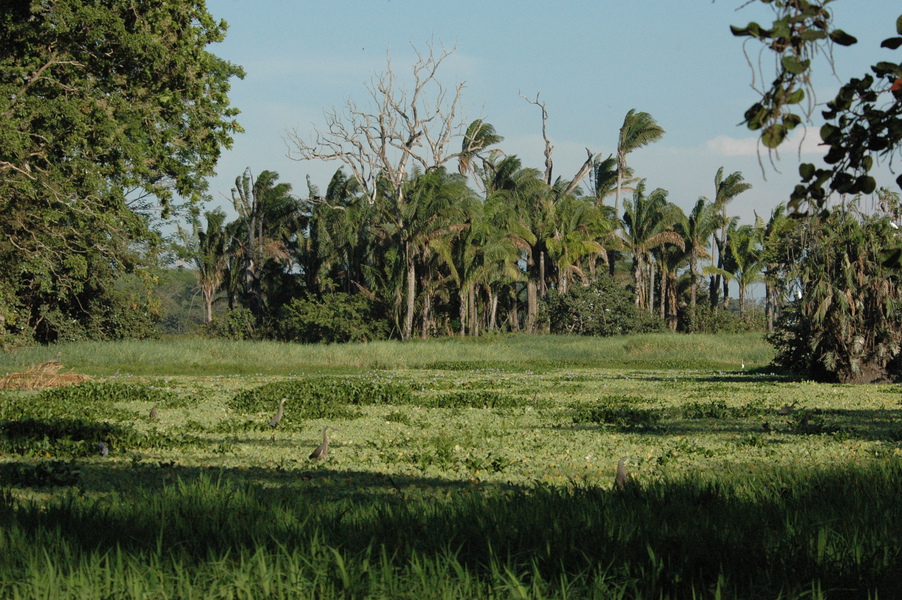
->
[286,41,468,205]
[285,41,472,339]
[520,92,554,185]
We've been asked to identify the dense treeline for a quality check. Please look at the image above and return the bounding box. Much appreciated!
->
[2,1,901,384]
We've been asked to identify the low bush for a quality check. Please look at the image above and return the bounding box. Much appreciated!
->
[541,274,664,336]
[277,293,390,344]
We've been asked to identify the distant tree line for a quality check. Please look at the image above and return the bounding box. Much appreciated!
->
[3,1,902,385]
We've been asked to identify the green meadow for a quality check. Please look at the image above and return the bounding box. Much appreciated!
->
[1,333,901,599]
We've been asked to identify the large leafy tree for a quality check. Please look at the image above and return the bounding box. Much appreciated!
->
[229,170,306,325]
[769,205,902,383]
[0,0,243,342]
[732,1,901,212]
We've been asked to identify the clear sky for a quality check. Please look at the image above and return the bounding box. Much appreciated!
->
[202,0,900,225]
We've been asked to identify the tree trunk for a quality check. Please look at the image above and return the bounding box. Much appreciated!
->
[467,283,479,336]
[633,256,644,309]
[666,272,678,331]
[765,280,775,332]
[526,279,538,333]
[459,288,467,336]
[488,288,499,331]
[404,251,416,340]
[738,283,746,319]
[722,275,730,310]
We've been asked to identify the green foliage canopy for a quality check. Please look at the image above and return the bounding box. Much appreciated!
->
[0,0,244,342]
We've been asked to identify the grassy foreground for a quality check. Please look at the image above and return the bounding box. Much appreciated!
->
[1,333,901,598]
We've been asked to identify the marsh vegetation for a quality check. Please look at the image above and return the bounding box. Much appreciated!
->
[1,334,900,598]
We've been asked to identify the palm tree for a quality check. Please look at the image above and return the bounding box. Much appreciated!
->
[373,167,471,339]
[619,181,684,312]
[653,204,692,330]
[710,222,764,319]
[707,167,752,308]
[683,196,728,330]
[615,110,665,227]
[760,203,800,331]
[230,169,301,322]
[458,119,504,186]
[179,209,229,324]
[311,169,373,294]
[486,155,555,332]
[545,193,609,295]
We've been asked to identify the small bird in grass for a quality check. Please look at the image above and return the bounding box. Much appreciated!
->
[269,398,287,429]
[778,401,798,415]
[310,426,330,460]
[97,442,109,456]
[149,404,158,419]
[615,456,630,490]
[799,410,811,433]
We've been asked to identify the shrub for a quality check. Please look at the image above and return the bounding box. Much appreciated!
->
[202,307,256,340]
[541,274,664,336]
[681,303,766,334]
[229,376,414,419]
[277,293,390,343]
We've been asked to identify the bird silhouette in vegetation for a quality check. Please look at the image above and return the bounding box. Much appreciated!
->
[269,398,287,429]
[778,401,798,415]
[149,404,158,420]
[615,457,630,490]
[310,426,330,460]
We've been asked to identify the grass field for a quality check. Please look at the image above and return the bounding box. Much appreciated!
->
[1,333,901,598]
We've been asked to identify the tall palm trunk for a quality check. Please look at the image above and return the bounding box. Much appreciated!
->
[404,243,416,340]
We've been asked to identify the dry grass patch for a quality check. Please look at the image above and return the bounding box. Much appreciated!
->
[0,361,91,390]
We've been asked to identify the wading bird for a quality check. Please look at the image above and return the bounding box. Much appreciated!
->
[799,410,811,433]
[777,401,798,415]
[97,442,109,456]
[149,404,158,419]
[310,427,330,460]
[269,398,288,429]
[615,456,630,490]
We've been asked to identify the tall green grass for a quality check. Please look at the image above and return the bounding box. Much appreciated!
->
[0,333,772,376]
[1,464,899,599]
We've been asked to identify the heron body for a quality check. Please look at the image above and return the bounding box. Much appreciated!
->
[269,398,287,428]
[98,442,109,456]
[149,404,158,419]
[778,401,797,415]
[310,426,330,460]
[615,457,629,490]
[799,410,811,433]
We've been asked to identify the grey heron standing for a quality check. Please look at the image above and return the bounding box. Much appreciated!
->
[269,398,288,429]
[615,457,630,490]
[310,427,330,460]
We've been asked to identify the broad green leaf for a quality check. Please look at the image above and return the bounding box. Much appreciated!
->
[781,55,811,75]
[801,30,827,41]
[799,163,816,181]
[829,29,857,46]
[820,123,839,143]
[785,88,805,104]
[762,123,787,148]
[856,175,876,195]
[730,22,764,39]
[881,37,902,50]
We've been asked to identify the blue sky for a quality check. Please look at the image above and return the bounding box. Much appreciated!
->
[203,0,900,225]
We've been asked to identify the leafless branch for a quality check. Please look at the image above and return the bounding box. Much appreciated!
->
[286,40,469,204]
[520,91,554,184]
